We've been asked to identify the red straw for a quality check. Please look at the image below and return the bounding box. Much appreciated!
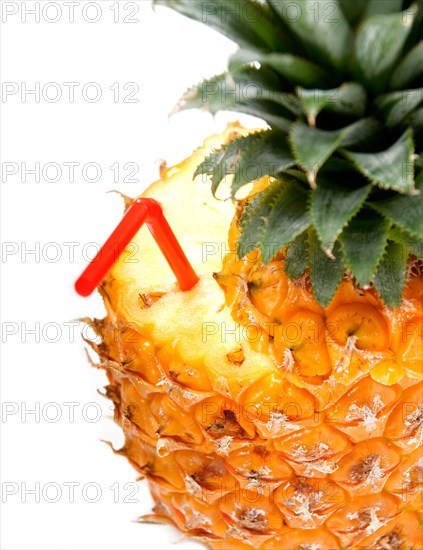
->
[75,197,199,297]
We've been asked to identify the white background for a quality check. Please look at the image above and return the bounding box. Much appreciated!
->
[0,1,263,549]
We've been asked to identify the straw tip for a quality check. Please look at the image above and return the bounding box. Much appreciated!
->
[75,276,94,297]
[179,274,200,292]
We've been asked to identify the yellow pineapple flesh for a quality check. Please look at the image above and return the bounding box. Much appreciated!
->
[91,126,423,549]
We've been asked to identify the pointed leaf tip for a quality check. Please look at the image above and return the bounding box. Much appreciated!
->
[284,232,309,280]
[344,130,416,194]
[354,7,416,94]
[308,229,345,307]
[340,212,390,287]
[374,241,408,307]
[311,178,371,252]
[260,178,310,263]
[290,124,343,185]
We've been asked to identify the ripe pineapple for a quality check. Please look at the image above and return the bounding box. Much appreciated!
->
[86,1,423,548]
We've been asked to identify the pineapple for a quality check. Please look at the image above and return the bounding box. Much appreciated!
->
[86,1,423,548]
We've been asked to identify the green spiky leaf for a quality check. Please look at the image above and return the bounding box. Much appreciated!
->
[195,130,296,197]
[317,82,367,118]
[290,119,383,186]
[353,8,415,94]
[284,231,309,280]
[269,0,353,72]
[389,226,423,260]
[260,177,311,263]
[390,40,423,89]
[408,106,423,133]
[364,0,404,17]
[231,132,296,197]
[338,118,383,149]
[375,88,423,127]
[234,100,294,132]
[338,0,366,25]
[369,175,423,239]
[238,177,311,262]
[405,0,423,51]
[237,182,279,257]
[154,0,293,51]
[308,229,345,307]
[289,124,343,186]
[194,133,259,195]
[175,69,297,121]
[298,83,367,126]
[340,211,390,286]
[311,178,371,251]
[374,241,408,306]
[229,48,330,88]
[176,70,301,132]
[343,130,416,193]
[297,89,335,127]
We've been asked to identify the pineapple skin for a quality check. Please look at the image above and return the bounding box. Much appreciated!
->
[91,128,423,550]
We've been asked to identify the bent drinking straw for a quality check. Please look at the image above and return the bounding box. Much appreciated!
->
[75,197,199,297]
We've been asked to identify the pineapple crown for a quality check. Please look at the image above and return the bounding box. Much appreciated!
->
[155,0,423,307]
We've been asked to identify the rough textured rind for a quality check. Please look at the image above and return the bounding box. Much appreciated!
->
[93,294,422,548]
